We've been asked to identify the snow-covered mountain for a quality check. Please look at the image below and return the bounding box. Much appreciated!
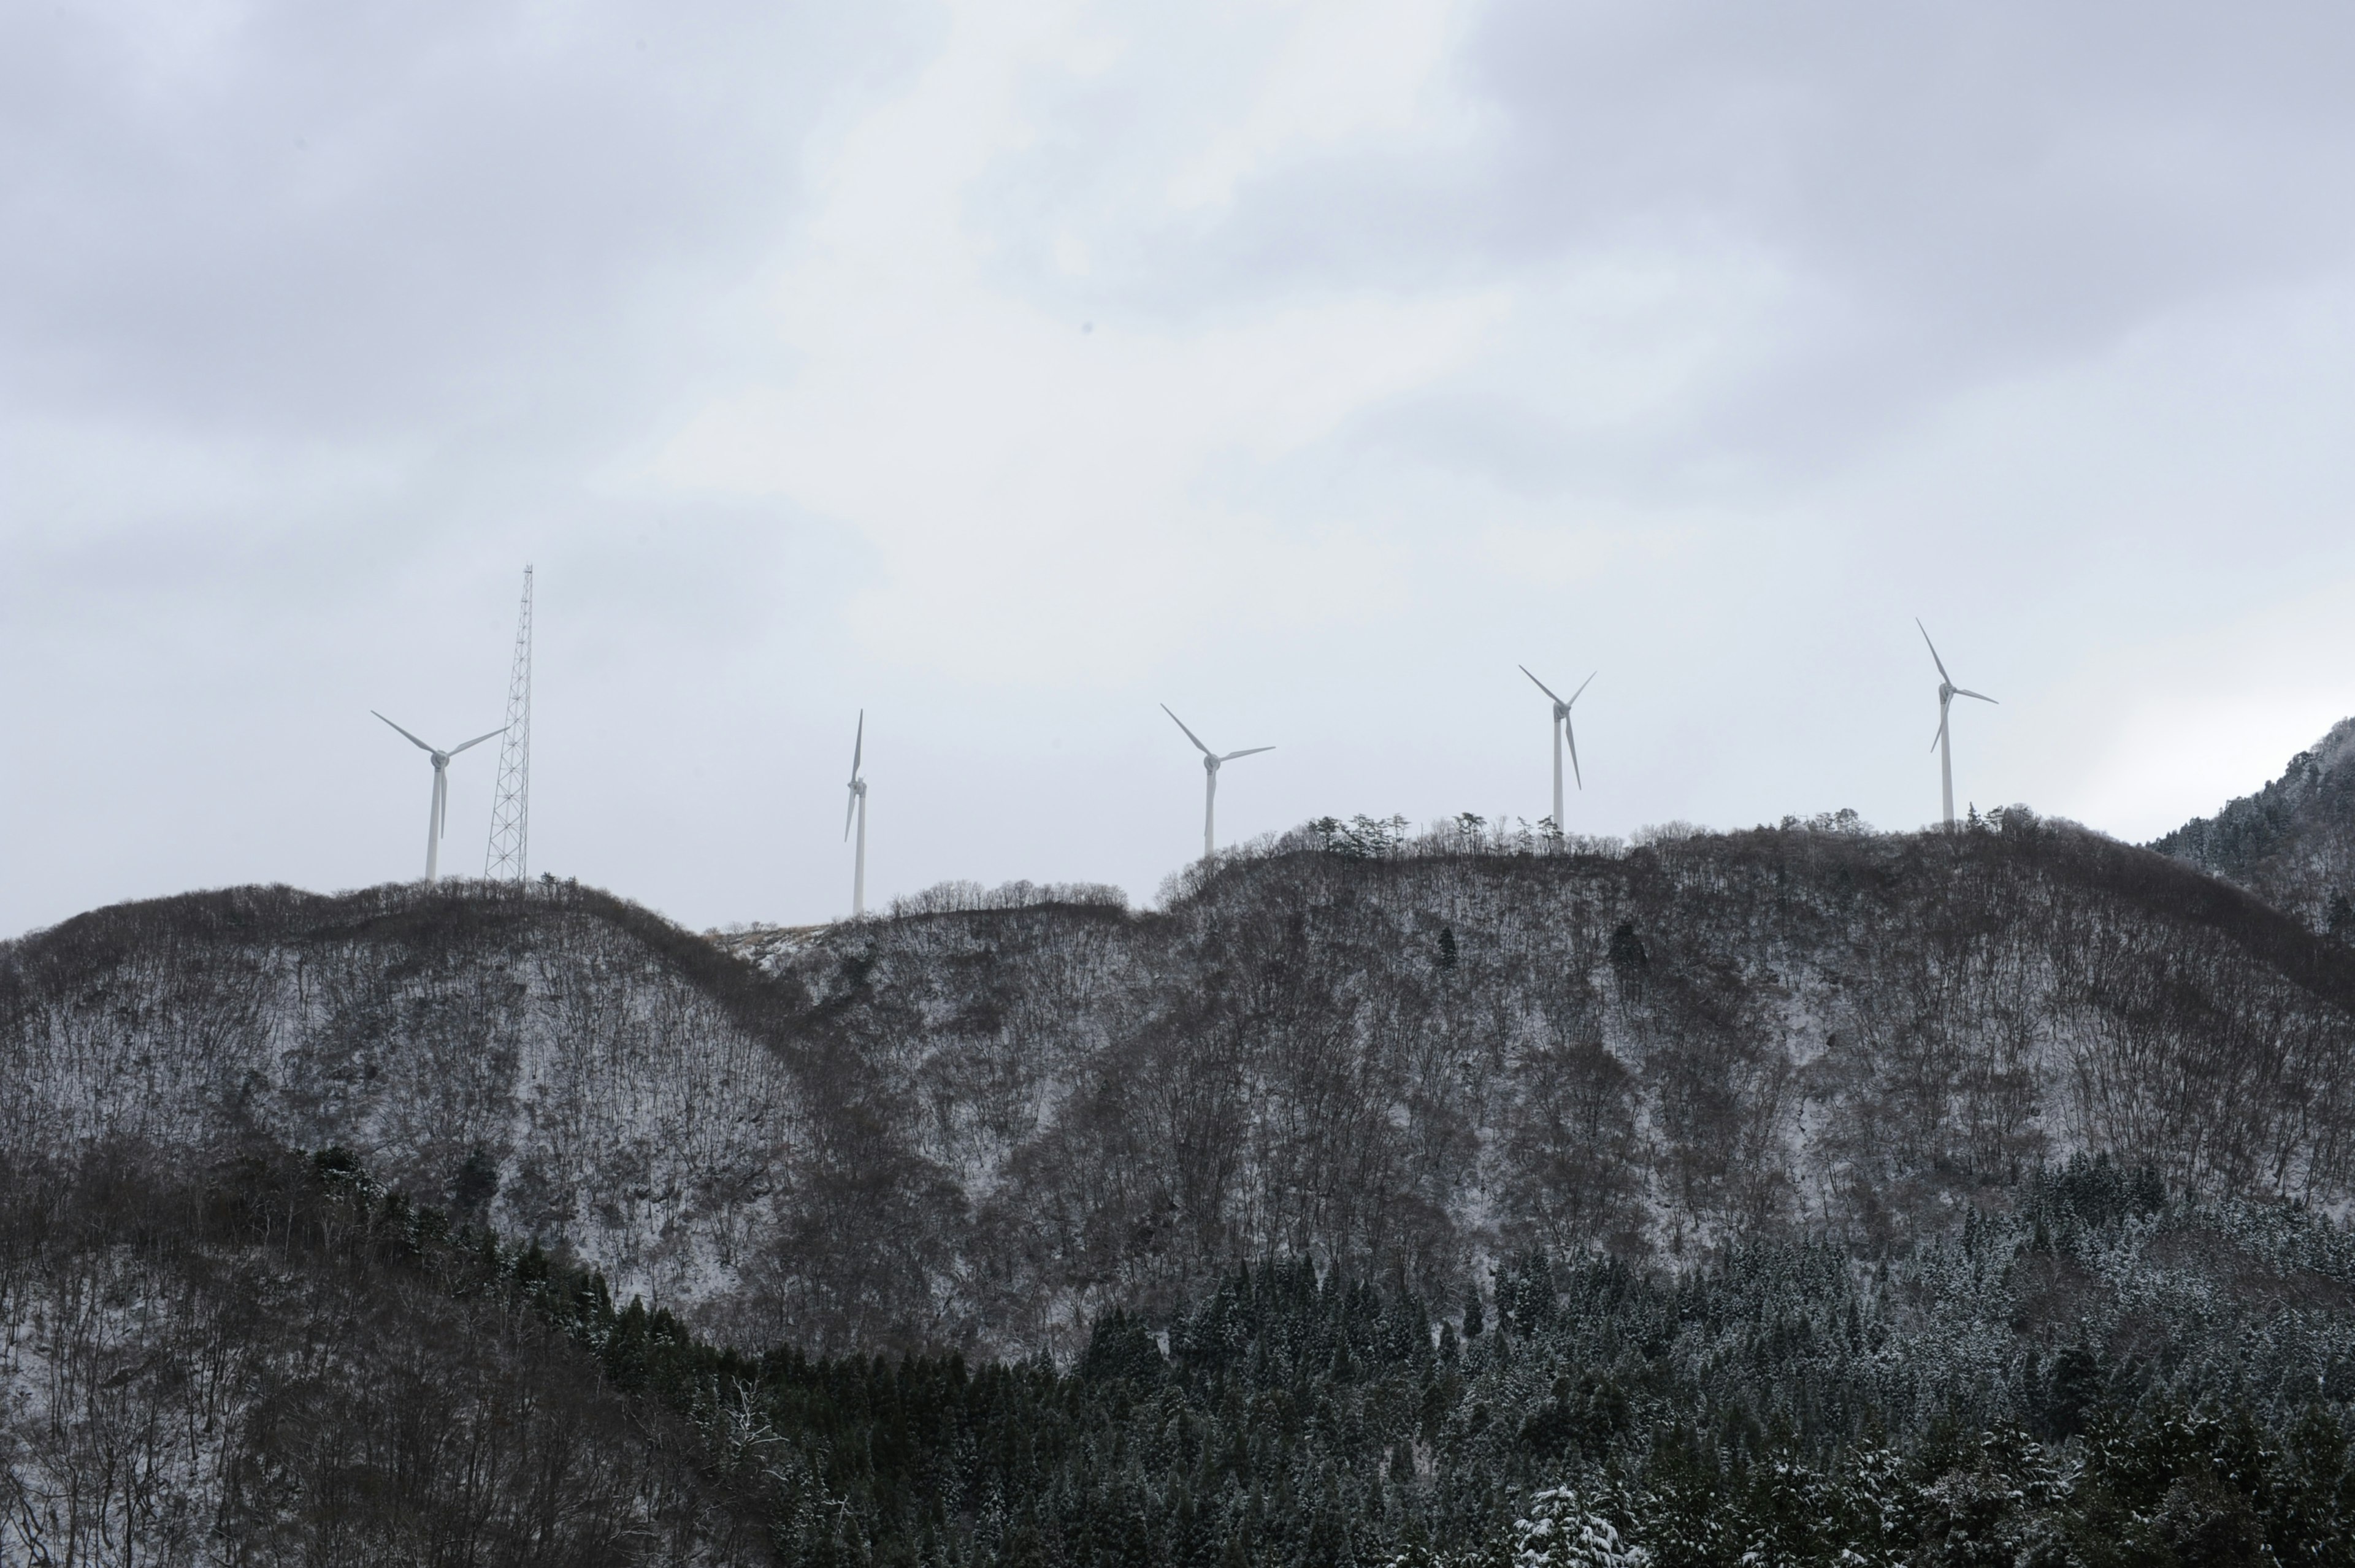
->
[7,804,2353,1360]
[2152,716,2355,937]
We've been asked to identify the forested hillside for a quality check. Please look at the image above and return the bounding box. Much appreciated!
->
[12,776,2355,1562]
[7,806,2355,1361]
[0,1147,764,1564]
[13,1143,2354,1566]
[2153,716,2355,938]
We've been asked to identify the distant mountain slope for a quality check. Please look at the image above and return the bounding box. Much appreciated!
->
[2151,716,2355,936]
[6,815,2355,1357]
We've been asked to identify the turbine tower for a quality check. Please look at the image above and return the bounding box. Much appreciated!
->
[1917,619,1996,829]
[844,712,868,917]
[1519,665,1595,832]
[375,713,504,881]
[1163,705,1272,862]
[484,565,534,881]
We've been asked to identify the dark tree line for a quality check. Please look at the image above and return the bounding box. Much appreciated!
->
[15,1144,2355,1565]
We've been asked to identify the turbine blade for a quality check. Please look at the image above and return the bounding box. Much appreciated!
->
[1567,671,1596,706]
[1915,619,1952,685]
[448,726,505,756]
[1954,687,1997,704]
[850,710,864,780]
[1220,746,1274,761]
[1930,714,1947,753]
[1565,717,1582,789]
[373,711,434,751]
[1162,704,1214,756]
[1519,665,1564,705]
[844,786,857,841]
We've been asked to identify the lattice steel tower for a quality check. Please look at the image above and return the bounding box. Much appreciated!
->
[484,565,534,881]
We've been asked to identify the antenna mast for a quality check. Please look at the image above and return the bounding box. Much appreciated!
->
[484,565,533,881]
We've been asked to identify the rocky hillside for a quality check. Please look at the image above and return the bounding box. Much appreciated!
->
[6,808,2354,1360]
[2152,716,2355,937]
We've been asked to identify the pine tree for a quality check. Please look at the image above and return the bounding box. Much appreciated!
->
[1509,1488,1646,1568]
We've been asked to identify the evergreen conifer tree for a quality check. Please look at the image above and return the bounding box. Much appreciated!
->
[1507,1489,1646,1568]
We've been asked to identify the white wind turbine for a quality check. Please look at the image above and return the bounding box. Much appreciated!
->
[1917,619,1997,829]
[373,713,504,882]
[1519,665,1595,832]
[843,711,868,917]
[1163,705,1273,862]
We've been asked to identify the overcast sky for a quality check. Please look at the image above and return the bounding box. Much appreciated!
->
[7,0,2355,935]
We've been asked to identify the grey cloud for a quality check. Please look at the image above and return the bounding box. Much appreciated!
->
[0,1,916,440]
[984,3,2355,488]
[1466,4,2355,450]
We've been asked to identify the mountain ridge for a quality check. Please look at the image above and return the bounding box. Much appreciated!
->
[9,805,2355,1360]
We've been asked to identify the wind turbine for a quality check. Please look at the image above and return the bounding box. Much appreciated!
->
[1917,620,1996,829]
[1519,666,1595,832]
[844,711,868,917]
[1162,705,1272,862]
[373,713,504,882]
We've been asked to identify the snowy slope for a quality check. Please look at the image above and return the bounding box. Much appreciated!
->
[6,810,2354,1359]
